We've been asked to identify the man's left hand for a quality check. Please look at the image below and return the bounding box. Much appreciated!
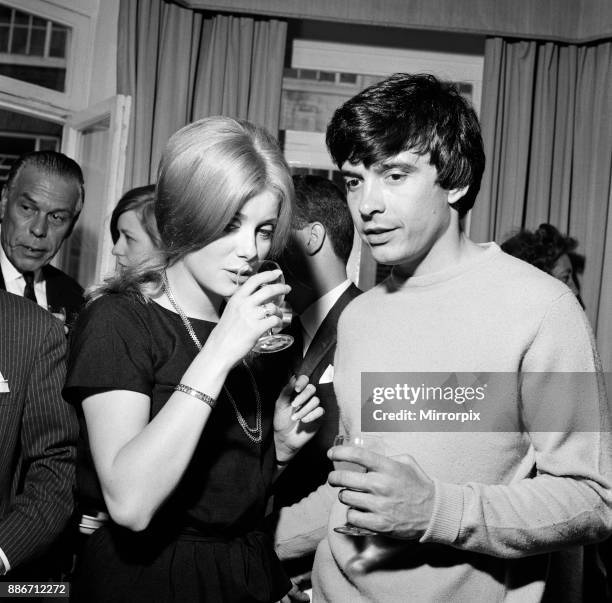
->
[274,375,323,464]
[327,446,435,540]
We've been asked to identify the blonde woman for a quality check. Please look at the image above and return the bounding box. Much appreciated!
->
[110,184,161,270]
[65,117,322,602]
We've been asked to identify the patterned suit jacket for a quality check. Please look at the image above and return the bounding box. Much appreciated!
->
[274,283,362,509]
[0,290,77,575]
[0,264,84,325]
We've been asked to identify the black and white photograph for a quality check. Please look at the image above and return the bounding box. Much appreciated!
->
[0,1,610,601]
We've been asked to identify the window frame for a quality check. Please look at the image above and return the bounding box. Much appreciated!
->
[0,0,95,111]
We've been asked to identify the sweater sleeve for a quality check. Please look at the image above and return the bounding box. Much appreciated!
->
[421,292,612,557]
[274,482,337,560]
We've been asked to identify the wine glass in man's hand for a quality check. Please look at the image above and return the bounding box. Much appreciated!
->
[333,433,386,536]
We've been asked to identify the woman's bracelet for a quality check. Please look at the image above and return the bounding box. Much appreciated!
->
[174,383,217,409]
[276,457,291,467]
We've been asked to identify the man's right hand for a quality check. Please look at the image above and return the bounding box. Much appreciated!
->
[327,448,435,540]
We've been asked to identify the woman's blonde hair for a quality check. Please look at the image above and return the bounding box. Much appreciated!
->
[89,116,293,301]
[157,116,292,262]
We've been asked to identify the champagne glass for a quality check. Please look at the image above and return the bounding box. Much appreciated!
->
[333,433,385,536]
[236,259,294,354]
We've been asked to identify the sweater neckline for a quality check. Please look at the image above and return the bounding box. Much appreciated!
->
[388,242,501,290]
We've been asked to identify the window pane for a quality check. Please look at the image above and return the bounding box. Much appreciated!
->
[298,69,317,80]
[0,135,36,156]
[339,72,357,84]
[0,109,62,186]
[0,64,65,91]
[0,6,12,24]
[0,25,8,52]
[38,138,59,151]
[10,25,27,54]
[13,11,28,26]
[0,6,70,91]
[29,28,45,56]
[49,25,67,58]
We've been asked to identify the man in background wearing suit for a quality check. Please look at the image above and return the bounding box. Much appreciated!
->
[0,289,77,579]
[273,176,360,594]
[276,175,360,509]
[0,151,85,323]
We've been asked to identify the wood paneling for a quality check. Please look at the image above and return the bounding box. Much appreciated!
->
[175,0,611,42]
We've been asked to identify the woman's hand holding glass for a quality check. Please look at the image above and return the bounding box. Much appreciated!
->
[207,267,290,367]
[234,260,294,353]
[274,375,324,465]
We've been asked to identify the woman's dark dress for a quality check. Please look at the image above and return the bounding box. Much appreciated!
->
[64,294,291,602]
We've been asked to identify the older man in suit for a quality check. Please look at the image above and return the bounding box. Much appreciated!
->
[0,289,77,578]
[0,151,84,324]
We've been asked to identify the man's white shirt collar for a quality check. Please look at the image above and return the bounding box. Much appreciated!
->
[0,227,47,307]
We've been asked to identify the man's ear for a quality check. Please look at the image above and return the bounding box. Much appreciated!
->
[305,222,326,255]
[447,185,469,206]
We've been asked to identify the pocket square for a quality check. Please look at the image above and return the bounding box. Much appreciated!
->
[318,364,334,384]
[0,370,9,393]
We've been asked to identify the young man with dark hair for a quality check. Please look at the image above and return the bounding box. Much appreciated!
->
[275,74,611,601]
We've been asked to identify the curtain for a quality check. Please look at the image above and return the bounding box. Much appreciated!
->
[470,37,612,370]
[117,0,287,189]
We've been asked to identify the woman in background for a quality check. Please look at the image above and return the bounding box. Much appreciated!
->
[65,116,321,602]
[110,184,161,269]
[501,222,584,303]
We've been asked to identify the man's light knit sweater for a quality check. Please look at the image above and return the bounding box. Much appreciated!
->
[275,243,612,602]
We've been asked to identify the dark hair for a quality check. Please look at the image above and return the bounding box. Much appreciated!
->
[292,175,353,263]
[501,223,581,274]
[326,73,485,216]
[110,184,160,247]
[6,150,85,215]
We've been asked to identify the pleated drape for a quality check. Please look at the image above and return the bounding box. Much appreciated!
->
[471,37,612,369]
[117,0,287,189]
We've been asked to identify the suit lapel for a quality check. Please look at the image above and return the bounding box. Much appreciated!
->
[297,284,361,378]
[0,266,6,291]
[42,265,57,308]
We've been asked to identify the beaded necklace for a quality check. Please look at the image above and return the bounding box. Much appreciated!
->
[161,271,262,444]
